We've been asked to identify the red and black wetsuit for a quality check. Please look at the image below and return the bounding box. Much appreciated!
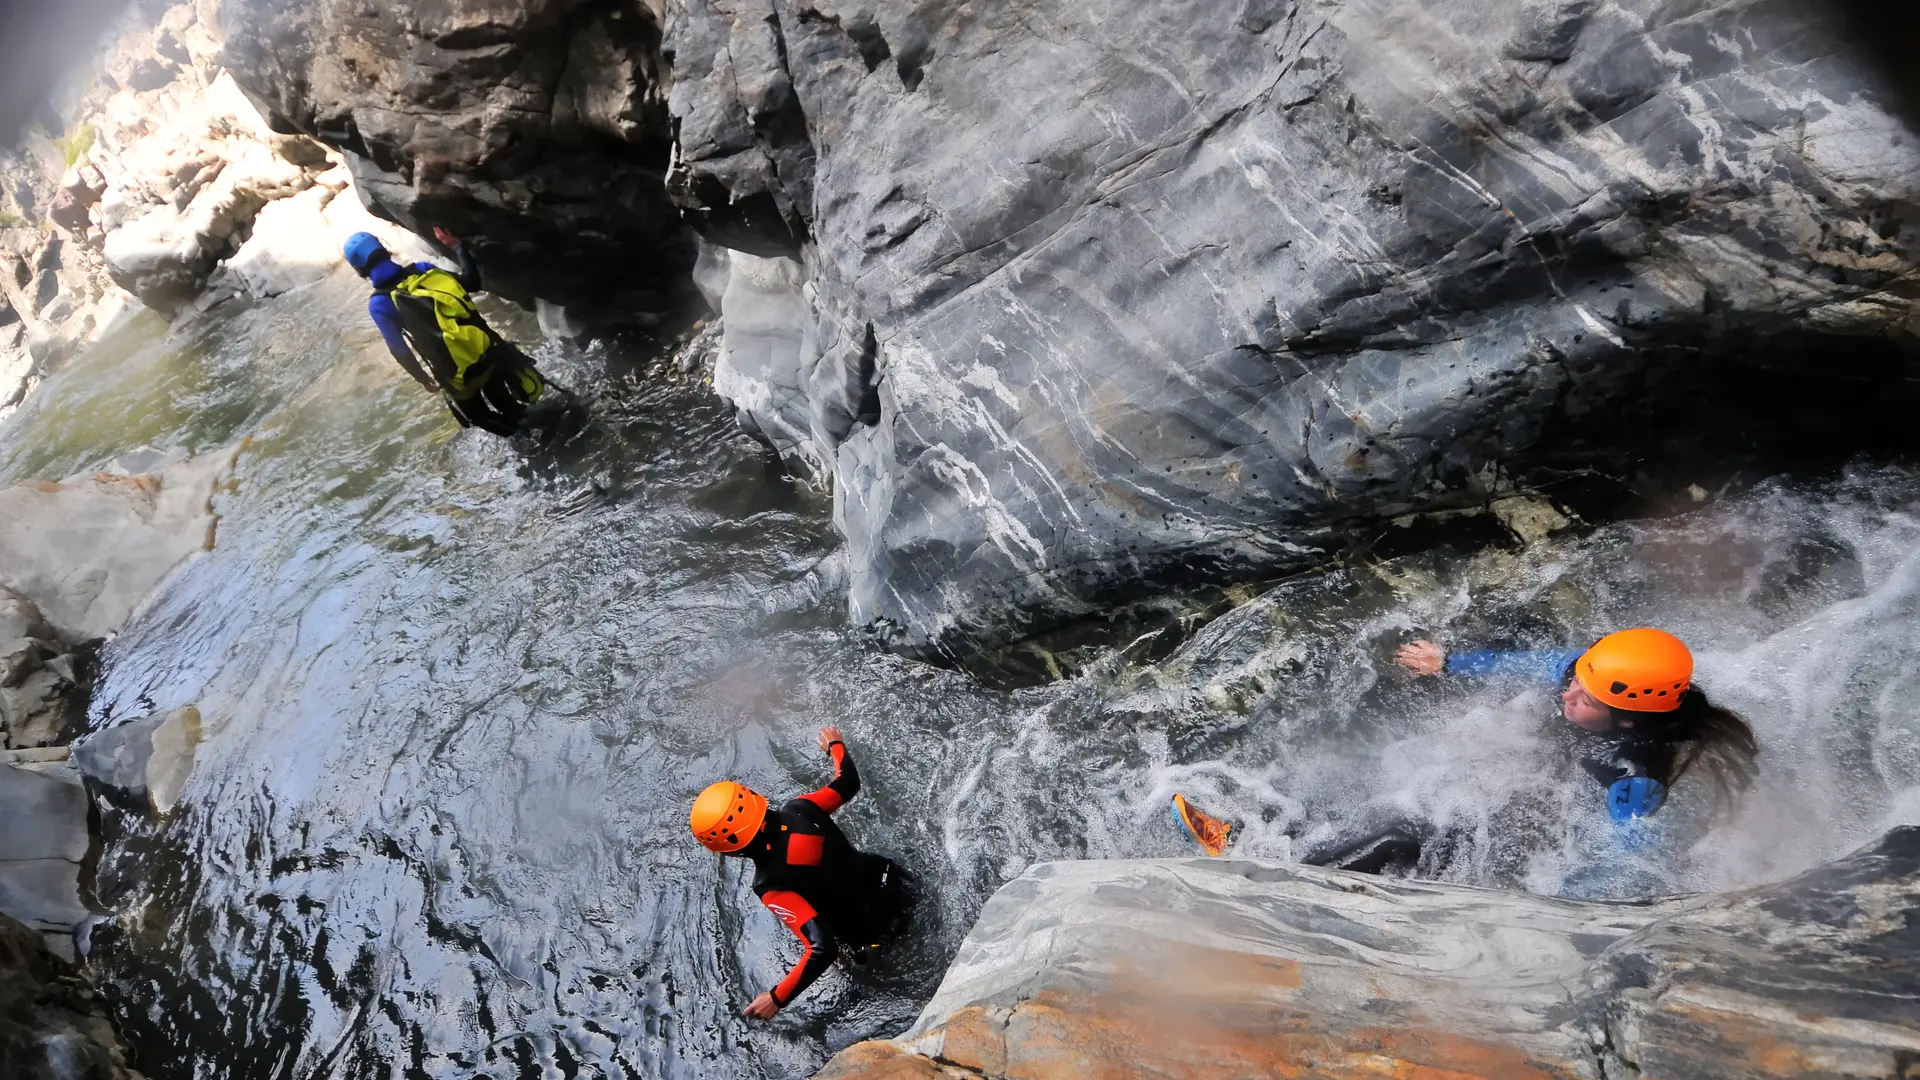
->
[745,741,898,1009]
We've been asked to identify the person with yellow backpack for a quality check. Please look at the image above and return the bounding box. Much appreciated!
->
[344,228,550,437]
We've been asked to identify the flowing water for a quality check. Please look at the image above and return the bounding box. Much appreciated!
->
[2,270,1917,1079]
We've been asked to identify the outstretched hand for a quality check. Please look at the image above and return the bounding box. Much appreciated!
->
[744,992,779,1020]
[432,226,462,250]
[1395,640,1447,677]
[817,726,844,753]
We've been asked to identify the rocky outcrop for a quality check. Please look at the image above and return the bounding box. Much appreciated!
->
[0,588,91,753]
[0,762,90,937]
[0,448,235,644]
[216,0,700,331]
[211,0,1920,655]
[89,49,334,314]
[72,706,203,816]
[1,0,376,414]
[669,0,1920,654]
[0,909,143,1080]
[1579,828,1920,1078]
[818,829,1920,1080]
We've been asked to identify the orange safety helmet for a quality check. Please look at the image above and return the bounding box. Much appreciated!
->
[690,781,768,853]
[1574,628,1693,713]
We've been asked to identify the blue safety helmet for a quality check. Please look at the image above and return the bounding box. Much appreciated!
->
[342,232,390,274]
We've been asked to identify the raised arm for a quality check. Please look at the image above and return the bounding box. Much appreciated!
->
[795,726,860,814]
[433,226,483,292]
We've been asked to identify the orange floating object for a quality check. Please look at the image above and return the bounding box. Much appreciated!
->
[1172,793,1233,857]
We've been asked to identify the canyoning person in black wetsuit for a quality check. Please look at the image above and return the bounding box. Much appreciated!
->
[1175,628,1760,875]
[1393,627,1759,833]
[690,726,910,1020]
[343,228,550,437]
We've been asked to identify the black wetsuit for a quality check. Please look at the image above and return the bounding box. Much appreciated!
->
[1307,647,1675,877]
[744,742,907,1008]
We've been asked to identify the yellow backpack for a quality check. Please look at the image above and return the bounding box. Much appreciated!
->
[388,268,496,396]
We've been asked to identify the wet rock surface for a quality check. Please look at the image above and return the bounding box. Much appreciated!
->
[72,706,203,815]
[0,762,91,935]
[216,0,700,331]
[1580,826,1920,1079]
[817,828,1920,1080]
[0,449,235,643]
[204,0,1920,653]
[673,0,1920,653]
[0,909,143,1080]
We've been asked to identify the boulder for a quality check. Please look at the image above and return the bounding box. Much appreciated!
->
[104,140,309,314]
[218,0,701,331]
[102,204,210,314]
[0,448,235,643]
[1579,828,1920,1078]
[0,909,143,1080]
[0,668,77,750]
[817,830,1920,1080]
[72,706,203,815]
[0,764,89,934]
[662,0,1920,653]
[0,589,54,644]
[222,182,337,298]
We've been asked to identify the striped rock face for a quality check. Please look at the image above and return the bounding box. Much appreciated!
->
[815,830,1920,1080]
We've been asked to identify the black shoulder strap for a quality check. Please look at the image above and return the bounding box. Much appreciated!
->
[388,291,462,386]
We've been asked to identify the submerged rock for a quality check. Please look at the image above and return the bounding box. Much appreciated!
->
[818,829,1920,1079]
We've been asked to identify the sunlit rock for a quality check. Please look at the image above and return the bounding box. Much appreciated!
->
[224,183,338,299]
[0,448,235,643]
[818,830,1920,1079]
[72,705,202,815]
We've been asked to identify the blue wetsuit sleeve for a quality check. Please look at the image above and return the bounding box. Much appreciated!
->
[369,293,435,389]
[1443,649,1584,683]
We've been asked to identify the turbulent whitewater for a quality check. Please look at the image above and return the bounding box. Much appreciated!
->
[0,270,1914,1078]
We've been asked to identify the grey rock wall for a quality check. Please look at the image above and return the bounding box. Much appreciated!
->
[0,763,90,936]
[815,828,1920,1080]
[676,0,1920,654]
[216,0,699,330]
[214,0,1920,653]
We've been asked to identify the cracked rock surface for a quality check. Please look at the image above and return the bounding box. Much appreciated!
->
[815,828,1920,1080]
[215,0,1920,653]
[676,0,1920,654]
[216,0,700,331]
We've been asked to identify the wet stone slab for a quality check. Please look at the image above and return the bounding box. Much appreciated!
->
[817,829,1920,1080]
